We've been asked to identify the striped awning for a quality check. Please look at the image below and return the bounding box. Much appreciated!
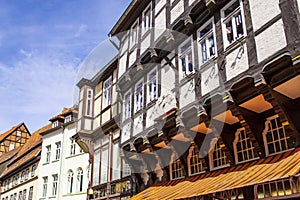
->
[131,148,300,200]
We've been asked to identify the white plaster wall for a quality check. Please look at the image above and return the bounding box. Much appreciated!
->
[118,54,127,79]
[94,97,101,117]
[128,49,137,67]
[84,119,92,131]
[201,63,220,96]
[225,43,249,81]
[120,37,129,56]
[146,106,156,129]
[78,101,83,119]
[133,114,143,136]
[180,79,195,108]
[101,109,111,125]
[297,0,300,13]
[249,0,281,32]
[155,0,166,15]
[160,62,176,95]
[93,116,100,130]
[141,34,151,56]
[121,122,131,143]
[154,9,166,41]
[170,0,184,24]
[79,90,84,101]
[256,19,287,63]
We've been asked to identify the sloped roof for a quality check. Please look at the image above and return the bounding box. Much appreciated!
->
[0,146,21,164]
[0,123,26,141]
[49,106,78,121]
[0,124,51,178]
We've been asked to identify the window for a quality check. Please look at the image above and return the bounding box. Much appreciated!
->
[7,178,10,189]
[123,91,131,120]
[42,177,48,197]
[198,19,216,64]
[233,128,257,163]
[122,159,131,178]
[135,81,143,112]
[67,170,74,194]
[263,115,290,155]
[255,179,293,199]
[52,175,58,196]
[103,77,112,108]
[52,121,59,128]
[45,145,51,163]
[10,195,13,200]
[210,139,230,169]
[76,168,83,192]
[28,187,33,200]
[55,142,61,160]
[142,5,152,34]
[222,0,245,47]
[179,39,194,78]
[64,115,72,123]
[188,146,204,175]
[100,146,109,184]
[170,159,184,180]
[25,168,29,180]
[22,190,26,200]
[18,191,22,200]
[112,141,121,181]
[147,70,157,103]
[86,89,93,116]
[93,149,100,186]
[31,165,36,177]
[131,21,138,46]
[13,193,16,200]
[70,139,76,155]
[21,171,25,182]
[15,175,19,185]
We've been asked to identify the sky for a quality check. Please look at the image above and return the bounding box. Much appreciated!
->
[0,0,131,133]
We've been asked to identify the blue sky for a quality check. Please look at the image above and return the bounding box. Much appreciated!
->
[0,0,131,133]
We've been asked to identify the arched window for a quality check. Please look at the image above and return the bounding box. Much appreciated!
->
[170,153,184,180]
[209,139,229,170]
[76,168,83,192]
[263,115,290,155]
[67,170,74,194]
[188,145,204,175]
[233,128,257,163]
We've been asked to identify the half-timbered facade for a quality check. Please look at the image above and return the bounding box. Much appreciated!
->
[107,0,300,199]
[74,57,132,200]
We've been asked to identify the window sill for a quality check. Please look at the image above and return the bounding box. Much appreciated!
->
[141,29,151,40]
[210,163,230,171]
[267,148,294,157]
[199,56,218,70]
[236,157,260,165]
[170,176,185,181]
[48,196,57,199]
[43,162,50,166]
[179,73,195,86]
[52,160,59,163]
[223,36,246,55]
[63,192,86,197]
[66,152,86,159]
[146,99,158,109]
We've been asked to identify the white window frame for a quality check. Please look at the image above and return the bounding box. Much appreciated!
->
[169,153,184,180]
[263,115,290,156]
[67,170,74,194]
[76,168,84,192]
[52,175,58,196]
[64,115,72,123]
[130,20,139,48]
[45,145,51,163]
[188,145,205,176]
[31,165,36,177]
[52,121,59,128]
[221,0,246,49]
[134,81,144,112]
[147,69,158,103]
[55,142,61,160]
[209,139,230,170]
[102,77,112,108]
[86,89,93,116]
[198,18,217,65]
[179,38,195,78]
[70,139,76,155]
[42,177,48,197]
[233,128,258,164]
[142,4,152,35]
[123,91,131,121]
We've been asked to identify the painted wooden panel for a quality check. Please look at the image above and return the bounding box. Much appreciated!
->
[170,0,184,24]
[84,119,92,131]
[155,0,166,15]
[118,53,127,79]
[133,114,143,137]
[201,63,220,96]
[94,97,101,117]
[161,62,176,95]
[128,49,137,68]
[141,34,151,56]
[121,122,131,143]
[101,109,111,125]
[155,9,167,41]
[180,79,195,108]
[93,116,100,130]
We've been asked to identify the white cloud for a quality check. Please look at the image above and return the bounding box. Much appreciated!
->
[74,24,88,38]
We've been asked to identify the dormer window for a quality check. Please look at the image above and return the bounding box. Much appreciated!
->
[52,121,59,128]
[188,145,205,175]
[263,115,291,156]
[64,115,72,123]
[170,159,184,180]
[179,38,194,78]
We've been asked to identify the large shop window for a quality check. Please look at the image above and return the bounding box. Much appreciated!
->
[147,69,157,103]
[255,179,294,199]
[210,139,230,170]
[198,19,216,65]
[170,159,184,180]
[263,115,290,156]
[233,128,257,163]
[103,77,112,108]
[179,39,194,78]
[188,145,205,175]
[135,81,144,112]
[222,0,245,48]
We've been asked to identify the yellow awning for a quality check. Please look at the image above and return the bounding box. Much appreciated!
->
[131,148,300,200]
